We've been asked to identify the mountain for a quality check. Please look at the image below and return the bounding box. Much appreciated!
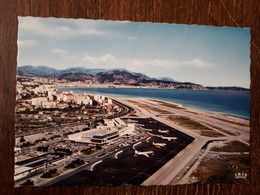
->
[18,65,156,78]
[17,67,207,89]
[95,70,205,89]
[157,77,176,82]
[17,65,59,76]
[18,65,245,90]
[96,70,151,85]
[58,67,107,75]
[58,72,95,82]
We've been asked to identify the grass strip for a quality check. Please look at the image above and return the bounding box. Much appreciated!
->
[168,116,210,130]
[200,130,225,137]
[210,141,249,153]
[210,116,249,127]
[152,99,184,109]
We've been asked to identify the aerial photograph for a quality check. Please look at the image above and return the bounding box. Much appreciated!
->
[15,17,250,187]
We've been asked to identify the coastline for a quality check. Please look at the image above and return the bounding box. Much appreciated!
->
[147,98,250,121]
[56,86,250,120]
[119,97,250,123]
[52,83,249,91]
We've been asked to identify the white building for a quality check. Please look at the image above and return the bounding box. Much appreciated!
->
[68,118,135,144]
[42,101,57,108]
[31,97,48,107]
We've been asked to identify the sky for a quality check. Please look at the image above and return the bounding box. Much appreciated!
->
[18,17,251,88]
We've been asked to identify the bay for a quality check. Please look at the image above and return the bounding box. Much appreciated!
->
[58,87,250,120]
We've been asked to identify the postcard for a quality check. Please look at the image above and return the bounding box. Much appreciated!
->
[15,17,250,186]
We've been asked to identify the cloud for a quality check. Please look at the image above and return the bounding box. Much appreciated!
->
[78,29,104,36]
[51,49,69,55]
[132,59,176,67]
[19,17,71,37]
[128,36,137,40]
[17,39,38,47]
[19,17,106,38]
[181,59,214,67]
[83,54,118,64]
[132,58,213,68]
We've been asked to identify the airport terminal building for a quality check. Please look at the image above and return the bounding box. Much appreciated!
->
[68,118,135,145]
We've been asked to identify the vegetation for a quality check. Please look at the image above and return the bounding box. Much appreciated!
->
[206,124,236,136]
[41,169,60,178]
[97,152,106,157]
[81,146,102,155]
[191,154,249,184]
[37,146,49,152]
[20,141,35,148]
[210,141,250,153]
[210,116,249,127]
[65,158,85,169]
[129,100,174,114]
[217,129,236,136]
[152,99,184,109]
[200,130,225,137]
[21,179,34,186]
[55,148,72,155]
[108,146,120,153]
[50,134,61,139]
[19,136,25,142]
[168,116,210,130]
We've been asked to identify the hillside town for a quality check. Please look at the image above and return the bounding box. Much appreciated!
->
[16,78,122,134]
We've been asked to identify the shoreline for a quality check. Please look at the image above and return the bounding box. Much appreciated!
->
[54,85,249,91]
[123,97,250,122]
[56,87,250,121]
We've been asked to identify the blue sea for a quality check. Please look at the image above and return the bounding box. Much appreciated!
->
[58,87,250,120]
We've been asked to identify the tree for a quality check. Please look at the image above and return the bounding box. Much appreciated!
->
[21,179,34,186]
[20,136,25,142]
[20,141,31,147]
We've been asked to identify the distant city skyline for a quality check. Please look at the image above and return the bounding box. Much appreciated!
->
[18,17,250,88]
